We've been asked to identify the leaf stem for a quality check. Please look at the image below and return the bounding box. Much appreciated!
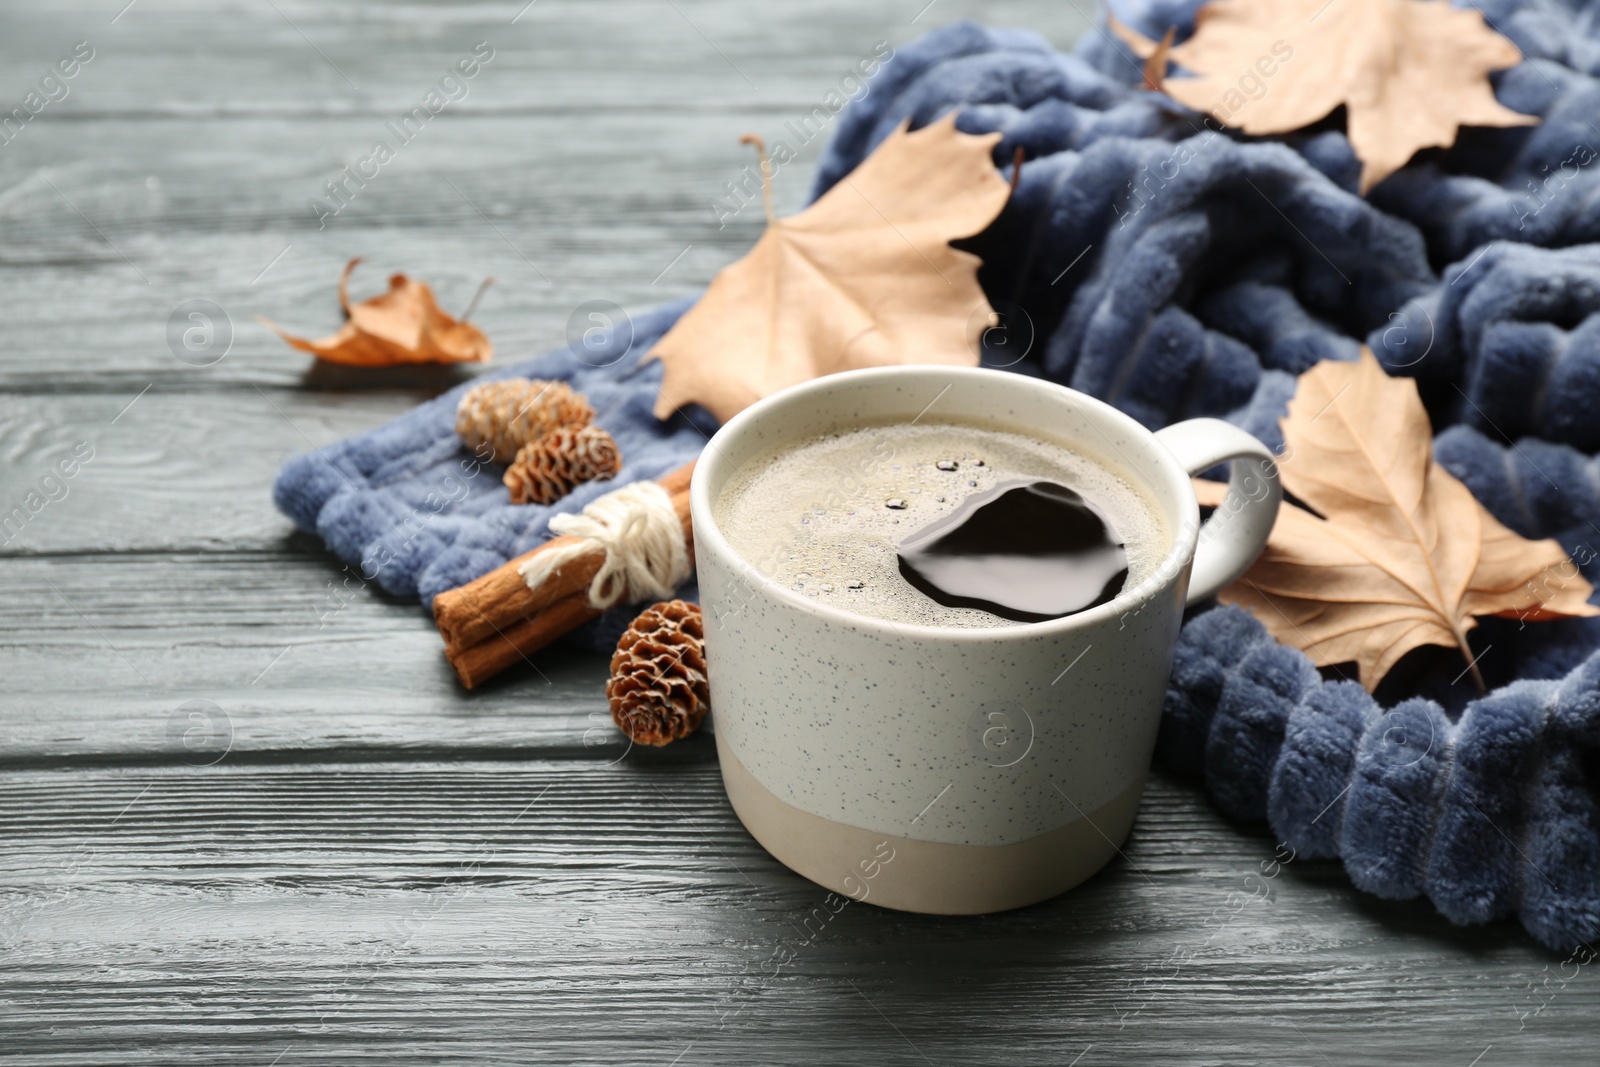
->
[1458,634,1488,696]
[740,133,776,225]
[1144,26,1176,91]
[460,276,495,323]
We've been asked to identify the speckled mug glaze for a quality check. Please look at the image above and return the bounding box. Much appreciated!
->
[692,367,1280,914]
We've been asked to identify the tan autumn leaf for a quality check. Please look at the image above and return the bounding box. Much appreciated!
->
[259,258,492,366]
[645,113,1011,423]
[1111,0,1537,192]
[1194,348,1597,691]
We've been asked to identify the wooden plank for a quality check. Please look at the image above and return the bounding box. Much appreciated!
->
[0,0,1100,391]
[0,764,1583,1064]
[0,552,630,763]
[1,0,1096,116]
[0,112,757,391]
[0,390,421,554]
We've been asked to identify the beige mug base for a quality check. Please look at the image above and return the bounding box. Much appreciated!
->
[716,731,1145,915]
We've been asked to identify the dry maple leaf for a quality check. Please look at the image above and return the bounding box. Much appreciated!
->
[1111,0,1536,192]
[645,113,1012,423]
[1194,349,1596,692]
[259,258,493,366]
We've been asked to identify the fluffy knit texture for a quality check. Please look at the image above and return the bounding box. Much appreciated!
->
[1166,605,1600,947]
[275,1,1600,948]
[1373,242,1600,452]
[273,297,709,650]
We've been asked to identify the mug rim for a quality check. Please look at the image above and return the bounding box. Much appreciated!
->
[689,365,1201,641]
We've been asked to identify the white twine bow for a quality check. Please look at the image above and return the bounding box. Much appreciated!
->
[518,479,690,610]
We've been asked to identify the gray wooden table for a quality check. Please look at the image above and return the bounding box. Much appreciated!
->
[1,2,1593,1063]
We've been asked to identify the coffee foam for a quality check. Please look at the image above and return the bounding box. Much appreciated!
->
[714,420,1170,628]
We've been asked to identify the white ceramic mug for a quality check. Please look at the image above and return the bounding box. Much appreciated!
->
[690,366,1280,913]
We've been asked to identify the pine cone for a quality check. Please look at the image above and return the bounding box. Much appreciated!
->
[503,424,623,505]
[607,600,709,746]
[455,378,593,463]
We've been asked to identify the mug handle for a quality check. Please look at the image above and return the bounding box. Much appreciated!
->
[1152,418,1282,606]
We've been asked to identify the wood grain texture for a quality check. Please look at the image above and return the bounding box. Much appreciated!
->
[1,766,1586,1066]
[1,0,1593,1064]
[0,553,621,764]
[0,391,411,553]
[0,0,1101,392]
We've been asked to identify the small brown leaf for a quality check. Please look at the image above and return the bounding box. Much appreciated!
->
[1195,349,1597,692]
[645,114,1012,423]
[259,258,492,366]
[1114,0,1537,192]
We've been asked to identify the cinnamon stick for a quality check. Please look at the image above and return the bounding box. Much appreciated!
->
[446,525,697,689]
[434,459,696,653]
[447,593,602,689]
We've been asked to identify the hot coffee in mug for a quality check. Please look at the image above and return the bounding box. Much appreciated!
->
[691,367,1279,914]
[715,420,1171,628]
